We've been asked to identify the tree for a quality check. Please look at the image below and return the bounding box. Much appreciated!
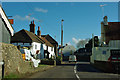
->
[85,36,99,48]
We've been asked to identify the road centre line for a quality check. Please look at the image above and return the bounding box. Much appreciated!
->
[74,62,80,80]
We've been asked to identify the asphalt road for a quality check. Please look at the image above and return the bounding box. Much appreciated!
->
[29,62,120,80]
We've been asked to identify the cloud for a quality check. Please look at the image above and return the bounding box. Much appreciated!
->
[66,42,71,45]
[98,36,101,42]
[13,15,39,22]
[72,37,78,44]
[72,37,89,48]
[35,8,48,13]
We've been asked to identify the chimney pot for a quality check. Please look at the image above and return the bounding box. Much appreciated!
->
[30,20,35,33]
[38,26,40,30]
[33,20,34,24]
[37,26,41,37]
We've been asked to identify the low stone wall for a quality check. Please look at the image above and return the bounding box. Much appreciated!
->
[0,43,34,77]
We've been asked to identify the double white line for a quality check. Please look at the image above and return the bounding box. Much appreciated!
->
[74,62,80,80]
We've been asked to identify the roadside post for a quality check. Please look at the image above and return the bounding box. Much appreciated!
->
[0,61,4,79]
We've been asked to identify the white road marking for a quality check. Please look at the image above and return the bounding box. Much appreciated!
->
[74,65,76,70]
[76,74,80,80]
[74,62,80,80]
[74,69,76,73]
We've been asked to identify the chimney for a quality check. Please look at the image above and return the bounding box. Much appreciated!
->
[29,20,35,33]
[37,26,41,37]
[103,16,108,25]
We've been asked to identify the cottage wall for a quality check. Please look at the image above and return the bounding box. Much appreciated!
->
[48,46,55,58]
[43,44,55,59]
[12,42,44,57]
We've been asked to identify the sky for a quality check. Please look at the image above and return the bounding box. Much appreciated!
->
[2,2,118,48]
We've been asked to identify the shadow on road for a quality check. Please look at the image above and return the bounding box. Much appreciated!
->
[76,63,102,73]
[57,62,76,66]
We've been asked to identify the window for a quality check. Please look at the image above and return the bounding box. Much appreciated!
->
[35,45,37,49]
[51,47,53,51]
[47,46,48,50]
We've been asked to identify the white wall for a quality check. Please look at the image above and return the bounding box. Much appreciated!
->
[43,44,55,59]
[43,44,47,50]
[90,47,120,63]
[109,40,120,48]
[12,42,43,55]
[32,42,41,51]
[48,46,55,58]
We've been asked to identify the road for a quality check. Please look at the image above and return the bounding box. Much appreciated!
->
[29,62,120,80]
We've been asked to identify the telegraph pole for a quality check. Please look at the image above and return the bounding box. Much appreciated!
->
[61,19,64,62]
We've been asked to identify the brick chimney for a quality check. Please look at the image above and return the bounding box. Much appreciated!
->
[37,26,41,37]
[103,16,108,25]
[29,20,35,33]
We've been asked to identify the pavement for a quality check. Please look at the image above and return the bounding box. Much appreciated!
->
[28,62,120,80]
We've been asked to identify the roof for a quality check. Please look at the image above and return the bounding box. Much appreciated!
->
[105,22,120,33]
[11,29,45,43]
[41,37,53,47]
[41,34,58,46]
[0,5,14,36]
[105,22,120,44]
[108,22,120,24]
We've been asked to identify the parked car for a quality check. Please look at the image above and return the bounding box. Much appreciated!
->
[69,55,77,62]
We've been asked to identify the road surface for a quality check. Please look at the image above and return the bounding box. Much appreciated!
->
[29,62,120,80]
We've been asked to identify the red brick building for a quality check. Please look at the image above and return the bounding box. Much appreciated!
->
[101,16,120,44]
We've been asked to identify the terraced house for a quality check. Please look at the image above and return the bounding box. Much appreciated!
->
[11,21,45,59]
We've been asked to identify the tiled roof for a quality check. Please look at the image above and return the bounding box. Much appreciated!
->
[41,34,58,46]
[11,29,45,43]
[41,37,53,47]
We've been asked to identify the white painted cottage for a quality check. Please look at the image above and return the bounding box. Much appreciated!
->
[41,37,55,59]
[11,21,45,59]
[36,26,55,59]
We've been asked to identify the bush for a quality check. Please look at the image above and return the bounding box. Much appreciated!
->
[56,56,61,65]
[56,56,61,61]
[40,59,54,65]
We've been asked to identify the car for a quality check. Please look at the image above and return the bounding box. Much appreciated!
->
[69,55,77,62]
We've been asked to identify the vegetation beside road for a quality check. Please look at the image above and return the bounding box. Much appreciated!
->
[3,64,54,78]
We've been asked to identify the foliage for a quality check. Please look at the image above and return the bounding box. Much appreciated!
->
[4,73,19,78]
[56,56,61,61]
[38,64,47,67]
[85,36,99,48]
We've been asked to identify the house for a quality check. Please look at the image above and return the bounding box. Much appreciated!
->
[41,34,58,57]
[101,16,120,44]
[36,26,55,59]
[0,5,14,43]
[74,48,92,62]
[11,21,45,59]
